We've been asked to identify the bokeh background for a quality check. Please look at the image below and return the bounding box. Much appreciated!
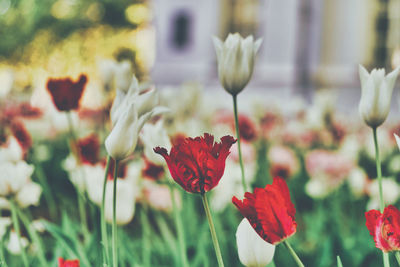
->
[2,1,400,267]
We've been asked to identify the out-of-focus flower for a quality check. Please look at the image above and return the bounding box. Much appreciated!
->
[97,59,117,91]
[236,218,275,267]
[305,150,354,198]
[160,83,202,121]
[141,158,164,180]
[365,205,400,252]
[268,145,299,179]
[9,121,32,153]
[114,61,132,93]
[15,182,42,208]
[367,178,400,210]
[0,136,23,162]
[0,158,42,208]
[213,33,262,95]
[83,164,105,205]
[104,176,137,225]
[46,74,88,111]
[388,154,400,174]
[229,140,256,164]
[58,257,80,267]
[76,134,100,165]
[142,181,180,212]
[0,161,34,196]
[7,231,29,255]
[154,133,236,194]
[358,65,400,128]
[215,111,258,142]
[347,168,368,197]
[0,217,11,238]
[232,177,297,244]
[140,120,171,165]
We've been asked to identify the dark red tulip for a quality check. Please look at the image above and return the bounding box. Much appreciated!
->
[154,133,236,194]
[47,74,87,111]
[77,134,100,165]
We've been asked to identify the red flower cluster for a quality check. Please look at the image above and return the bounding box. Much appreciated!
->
[58,257,79,267]
[77,134,100,165]
[0,101,39,154]
[154,133,236,194]
[232,177,297,244]
[47,74,87,111]
[366,205,400,252]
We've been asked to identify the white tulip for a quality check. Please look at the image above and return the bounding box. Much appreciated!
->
[114,61,133,93]
[140,120,171,165]
[213,33,262,95]
[0,136,23,162]
[7,231,29,255]
[84,164,107,205]
[0,161,34,196]
[15,182,42,208]
[106,75,167,160]
[105,103,153,160]
[104,178,136,225]
[359,65,400,128]
[236,218,275,267]
[0,217,11,238]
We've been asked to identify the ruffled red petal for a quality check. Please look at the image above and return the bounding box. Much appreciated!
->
[154,133,235,193]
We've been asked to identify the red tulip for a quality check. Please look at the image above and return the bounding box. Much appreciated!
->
[154,133,236,194]
[46,74,87,111]
[365,205,400,252]
[58,257,80,267]
[232,177,297,244]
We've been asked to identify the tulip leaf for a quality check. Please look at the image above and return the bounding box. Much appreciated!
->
[337,255,343,267]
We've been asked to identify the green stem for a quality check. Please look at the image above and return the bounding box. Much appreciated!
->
[140,207,151,267]
[373,127,390,267]
[10,201,29,267]
[201,193,224,267]
[283,240,305,267]
[0,237,7,267]
[232,95,247,193]
[168,183,189,267]
[101,156,111,266]
[66,112,89,240]
[395,252,400,266]
[112,160,119,267]
[16,209,48,267]
[33,162,57,221]
[372,127,384,212]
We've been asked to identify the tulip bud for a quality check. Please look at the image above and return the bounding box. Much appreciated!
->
[213,33,262,96]
[236,218,275,267]
[359,65,400,128]
[105,104,152,160]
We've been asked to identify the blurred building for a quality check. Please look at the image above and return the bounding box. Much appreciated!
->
[151,0,400,91]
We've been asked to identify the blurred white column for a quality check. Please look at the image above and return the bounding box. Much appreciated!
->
[151,0,220,85]
[253,0,299,87]
[314,0,372,87]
